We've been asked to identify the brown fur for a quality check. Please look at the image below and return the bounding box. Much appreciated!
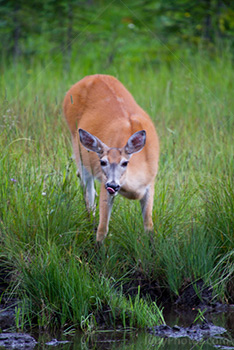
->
[63,74,159,242]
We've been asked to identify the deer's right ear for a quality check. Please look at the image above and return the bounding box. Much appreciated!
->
[79,129,106,155]
[124,130,146,155]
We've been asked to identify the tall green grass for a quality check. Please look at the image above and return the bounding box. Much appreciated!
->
[0,49,233,330]
[6,242,164,331]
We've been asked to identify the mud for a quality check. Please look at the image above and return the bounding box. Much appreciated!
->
[0,333,37,349]
[121,272,234,314]
[148,322,227,341]
[120,270,169,303]
[0,306,15,330]
[0,264,233,348]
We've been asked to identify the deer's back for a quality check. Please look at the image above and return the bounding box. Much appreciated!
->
[63,74,159,187]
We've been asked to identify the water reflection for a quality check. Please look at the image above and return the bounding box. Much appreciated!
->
[35,310,234,350]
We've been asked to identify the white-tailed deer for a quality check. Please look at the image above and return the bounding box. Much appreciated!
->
[63,74,159,242]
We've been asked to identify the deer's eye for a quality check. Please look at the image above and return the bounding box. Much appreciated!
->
[121,161,129,167]
[100,160,107,167]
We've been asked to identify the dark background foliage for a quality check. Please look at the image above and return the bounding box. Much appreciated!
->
[1,0,233,67]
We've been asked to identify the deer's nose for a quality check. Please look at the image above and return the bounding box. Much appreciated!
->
[106,182,120,194]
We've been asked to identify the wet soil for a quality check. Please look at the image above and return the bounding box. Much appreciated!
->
[148,322,227,341]
[0,264,233,349]
[121,271,234,313]
[0,306,15,330]
[0,333,37,349]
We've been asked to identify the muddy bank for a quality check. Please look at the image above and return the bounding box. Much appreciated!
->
[0,333,37,349]
[148,322,227,341]
[121,271,234,312]
[0,305,15,330]
[0,262,233,349]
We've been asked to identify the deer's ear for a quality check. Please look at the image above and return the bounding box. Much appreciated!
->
[79,129,107,155]
[124,130,146,155]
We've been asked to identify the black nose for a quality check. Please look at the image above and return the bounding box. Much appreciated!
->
[106,182,120,192]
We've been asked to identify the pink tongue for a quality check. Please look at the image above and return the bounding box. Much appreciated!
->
[107,187,115,194]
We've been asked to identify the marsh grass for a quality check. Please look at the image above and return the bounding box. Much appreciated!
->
[8,243,164,330]
[0,49,233,330]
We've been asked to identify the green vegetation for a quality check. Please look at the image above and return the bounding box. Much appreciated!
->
[10,244,164,331]
[0,0,233,333]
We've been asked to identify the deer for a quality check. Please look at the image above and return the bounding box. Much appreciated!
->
[63,74,159,243]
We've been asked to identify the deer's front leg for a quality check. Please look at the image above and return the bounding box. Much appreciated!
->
[96,183,114,242]
[140,182,155,232]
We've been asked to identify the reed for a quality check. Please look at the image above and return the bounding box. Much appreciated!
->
[0,48,233,330]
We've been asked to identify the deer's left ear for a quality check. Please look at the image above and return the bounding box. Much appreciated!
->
[124,130,146,155]
[79,129,107,156]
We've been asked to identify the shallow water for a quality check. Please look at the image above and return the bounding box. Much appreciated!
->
[33,308,234,350]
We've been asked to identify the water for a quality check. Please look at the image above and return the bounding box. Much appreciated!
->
[34,308,234,350]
